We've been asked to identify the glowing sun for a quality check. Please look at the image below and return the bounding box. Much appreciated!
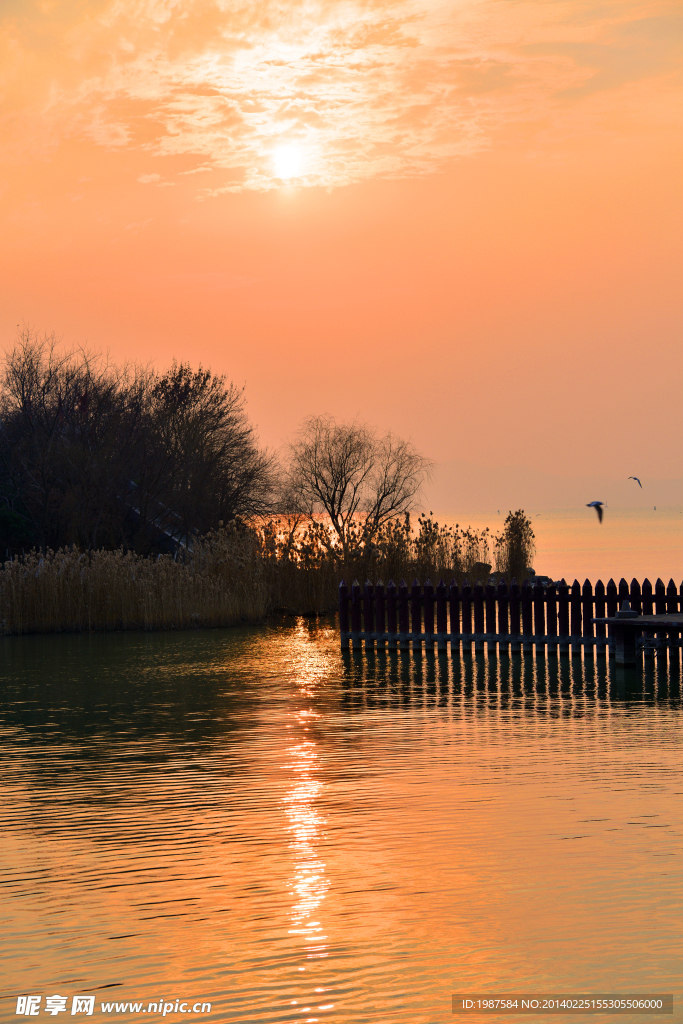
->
[273,144,302,180]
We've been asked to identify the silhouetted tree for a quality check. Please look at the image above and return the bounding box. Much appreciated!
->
[493,510,536,582]
[284,415,432,557]
[138,361,275,548]
[0,332,274,554]
[0,331,135,550]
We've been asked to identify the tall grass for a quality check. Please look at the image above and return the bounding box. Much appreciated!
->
[0,512,534,634]
[0,527,268,635]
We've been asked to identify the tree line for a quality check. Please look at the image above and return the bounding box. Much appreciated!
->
[0,330,436,559]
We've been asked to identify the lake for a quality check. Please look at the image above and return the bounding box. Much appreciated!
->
[1,622,682,1023]
[436,508,683,585]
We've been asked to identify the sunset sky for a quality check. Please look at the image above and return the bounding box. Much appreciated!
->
[1,0,681,505]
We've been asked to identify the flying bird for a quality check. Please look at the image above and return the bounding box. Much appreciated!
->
[587,501,605,523]
[628,476,642,488]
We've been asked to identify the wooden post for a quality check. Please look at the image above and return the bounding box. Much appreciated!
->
[424,579,435,651]
[339,580,350,649]
[473,581,485,653]
[582,579,594,658]
[411,579,422,652]
[461,581,472,654]
[387,580,397,649]
[485,582,497,654]
[533,580,545,654]
[351,580,362,650]
[498,580,509,655]
[509,579,521,655]
[375,582,386,650]
[594,580,606,655]
[449,580,460,654]
[570,579,582,657]
[398,579,409,650]
[558,579,569,655]
[364,580,374,649]
[613,601,639,666]
[521,580,533,654]
[546,582,558,656]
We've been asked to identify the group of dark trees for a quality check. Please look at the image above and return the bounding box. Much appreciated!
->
[0,331,433,558]
[0,332,274,554]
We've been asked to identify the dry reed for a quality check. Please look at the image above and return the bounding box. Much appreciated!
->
[0,512,529,634]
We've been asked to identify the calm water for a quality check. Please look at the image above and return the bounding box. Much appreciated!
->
[1,622,682,1023]
[439,508,683,584]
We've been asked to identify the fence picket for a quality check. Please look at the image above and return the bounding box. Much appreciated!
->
[641,578,653,615]
[630,578,642,615]
[351,580,362,650]
[410,579,421,651]
[387,580,397,649]
[364,581,374,649]
[449,580,460,652]
[375,583,386,649]
[509,579,521,655]
[398,579,409,649]
[546,582,558,656]
[655,579,667,662]
[498,580,509,655]
[618,578,629,609]
[436,579,448,651]
[486,583,497,654]
[473,582,485,653]
[461,581,472,653]
[558,579,569,655]
[339,580,349,649]
[424,579,435,652]
[594,580,606,652]
[521,581,533,654]
[582,580,594,657]
[533,580,545,653]
[570,580,582,656]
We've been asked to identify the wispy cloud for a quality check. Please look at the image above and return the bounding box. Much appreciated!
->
[1,0,681,191]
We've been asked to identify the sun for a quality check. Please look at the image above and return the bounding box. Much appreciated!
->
[273,144,302,180]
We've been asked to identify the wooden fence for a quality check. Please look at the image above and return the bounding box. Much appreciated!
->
[338,577,683,659]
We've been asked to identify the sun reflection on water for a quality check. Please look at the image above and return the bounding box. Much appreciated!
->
[282,623,334,969]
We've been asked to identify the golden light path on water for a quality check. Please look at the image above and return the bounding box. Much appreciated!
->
[283,631,332,1018]
[1,622,682,1023]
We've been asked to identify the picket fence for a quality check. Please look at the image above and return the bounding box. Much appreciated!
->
[338,577,683,658]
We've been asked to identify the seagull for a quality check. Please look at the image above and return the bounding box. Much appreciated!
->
[587,501,605,523]
[628,476,642,488]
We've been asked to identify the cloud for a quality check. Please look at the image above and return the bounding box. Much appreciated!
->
[1,0,681,191]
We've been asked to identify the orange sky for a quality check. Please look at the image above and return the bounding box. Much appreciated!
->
[1,0,682,503]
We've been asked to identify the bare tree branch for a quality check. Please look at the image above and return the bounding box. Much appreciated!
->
[285,415,432,557]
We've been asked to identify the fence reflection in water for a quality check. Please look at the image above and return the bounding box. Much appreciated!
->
[341,643,680,707]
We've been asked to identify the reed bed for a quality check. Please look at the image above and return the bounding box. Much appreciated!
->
[0,513,531,634]
[0,527,268,635]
